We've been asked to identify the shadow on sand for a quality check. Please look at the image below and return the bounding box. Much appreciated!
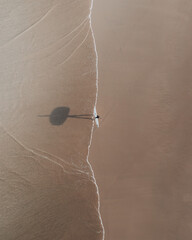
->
[38,106,93,126]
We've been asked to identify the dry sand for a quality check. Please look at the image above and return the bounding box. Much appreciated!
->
[91,0,192,239]
[0,1,103,239]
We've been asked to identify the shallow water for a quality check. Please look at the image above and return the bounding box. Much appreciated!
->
[0,1,103,239]
[91,0,192,239]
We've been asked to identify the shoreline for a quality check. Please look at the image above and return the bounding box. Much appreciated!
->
[90,0,192,239]
[88,0,105,238]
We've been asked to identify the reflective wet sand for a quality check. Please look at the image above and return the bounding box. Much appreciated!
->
[0,1,103,239]
[91,1,192,239]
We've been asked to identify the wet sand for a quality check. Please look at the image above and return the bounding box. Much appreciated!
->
[91,0,192,239]
[0,1,103,239]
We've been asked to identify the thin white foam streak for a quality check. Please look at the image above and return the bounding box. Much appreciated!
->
[0,122,87,176]
[87,0,105,239]
[0,2,59,49]
[57,26,91,66]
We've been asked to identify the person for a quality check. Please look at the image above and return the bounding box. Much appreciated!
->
[92,114,100,120]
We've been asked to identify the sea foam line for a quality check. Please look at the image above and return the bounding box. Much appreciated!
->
[87,0,105,239]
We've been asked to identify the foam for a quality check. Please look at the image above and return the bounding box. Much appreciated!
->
[86,1,105,239]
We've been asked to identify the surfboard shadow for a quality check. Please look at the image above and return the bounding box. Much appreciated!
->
[38,106,93,126]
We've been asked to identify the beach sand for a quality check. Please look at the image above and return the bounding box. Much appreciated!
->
[90,0,192,239]
[0,1,103,239]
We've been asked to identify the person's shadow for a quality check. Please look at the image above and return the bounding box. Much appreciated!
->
[38,107,93,126]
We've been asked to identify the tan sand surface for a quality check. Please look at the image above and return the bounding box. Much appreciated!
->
[0,1,103,239]
[91,0,192,239]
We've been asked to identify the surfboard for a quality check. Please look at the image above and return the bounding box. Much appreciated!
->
[94,106,99,128]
